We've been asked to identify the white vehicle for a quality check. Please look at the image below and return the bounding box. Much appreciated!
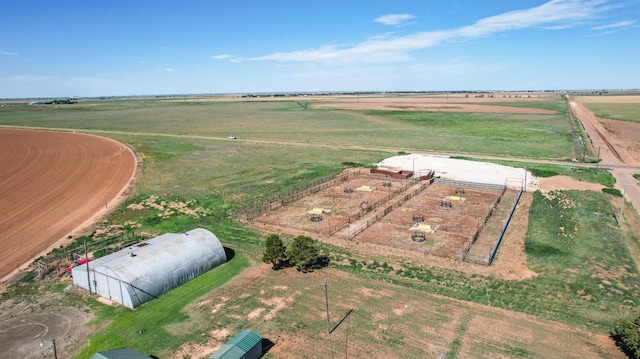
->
[227,135,237,140]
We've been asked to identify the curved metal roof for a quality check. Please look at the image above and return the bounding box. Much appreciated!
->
[74,228,227,308]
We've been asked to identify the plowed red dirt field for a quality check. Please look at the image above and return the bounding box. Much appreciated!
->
[0,129,137,281]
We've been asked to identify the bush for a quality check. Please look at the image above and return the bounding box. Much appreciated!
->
[602,188,622,197]
[611,314,640,359]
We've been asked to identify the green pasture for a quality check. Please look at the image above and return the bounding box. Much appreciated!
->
[364,110,573,159]
[110,133,387,200]
[481,100,567,113]
[580,102,640,122]
[0,98,574,159]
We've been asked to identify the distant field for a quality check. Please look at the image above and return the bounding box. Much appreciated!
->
[576,95,640,122]
[0,96,573,159]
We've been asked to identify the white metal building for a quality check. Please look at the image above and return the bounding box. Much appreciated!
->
[73,228,227,308]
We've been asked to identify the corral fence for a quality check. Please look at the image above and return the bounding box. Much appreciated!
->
[432,179,509,262]
[345,179,433,239]
[35,232,141,279]
[240,168,368,220]
[463,186,524,265]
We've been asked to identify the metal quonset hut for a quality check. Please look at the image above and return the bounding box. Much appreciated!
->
[73,228,227,309]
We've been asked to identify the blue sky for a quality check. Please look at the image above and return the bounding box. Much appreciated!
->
[1,0,639,98]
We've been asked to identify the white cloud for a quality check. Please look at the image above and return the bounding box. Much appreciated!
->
[0,51,17,56]
[164,68,176,72]
[212,54,244,63]
[374,14,416,26]
[211,54,235,60]
[591,19,636,30]
[249,0,609,65]
[139,60,147,65]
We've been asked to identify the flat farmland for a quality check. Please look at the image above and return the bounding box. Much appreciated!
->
[0,129,137,280]
[0,94,572,159]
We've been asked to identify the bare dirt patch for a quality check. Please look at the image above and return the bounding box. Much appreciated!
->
[538,175,605,193]
[0,129,138,282]
[178,265,624,359]
[0,294,94,359]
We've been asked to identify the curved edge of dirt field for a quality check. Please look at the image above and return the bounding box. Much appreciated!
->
[0,130,139,283]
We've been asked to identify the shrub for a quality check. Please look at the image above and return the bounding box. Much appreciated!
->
[611,314,640,359]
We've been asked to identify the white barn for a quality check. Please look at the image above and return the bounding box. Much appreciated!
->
[73,228,227,308]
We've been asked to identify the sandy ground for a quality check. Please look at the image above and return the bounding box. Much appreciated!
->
[0,129,138,282]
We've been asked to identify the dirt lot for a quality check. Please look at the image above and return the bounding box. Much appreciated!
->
[254,173,417,235]
[0,129,137,282]
[355,182,504,260]
[173,265,623,359]
[0,292,94,359]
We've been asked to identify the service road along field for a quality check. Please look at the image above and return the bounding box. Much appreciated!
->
[0,129,137,281]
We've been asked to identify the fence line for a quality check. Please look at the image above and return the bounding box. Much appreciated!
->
[345,181,431,239]
[488,187,524,265]
[240,168,367,220]
[460,185,507,262]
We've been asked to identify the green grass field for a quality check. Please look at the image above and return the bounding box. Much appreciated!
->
[1,97,573,159]
[0,96,637,358]
[580,103,640,122]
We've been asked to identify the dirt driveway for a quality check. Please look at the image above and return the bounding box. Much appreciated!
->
[568,97,640,215]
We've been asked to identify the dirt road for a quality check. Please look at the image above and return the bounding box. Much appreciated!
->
[568,96,640,217]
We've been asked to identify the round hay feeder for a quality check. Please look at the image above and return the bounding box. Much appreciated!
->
[382,181,392,187]
[411,232,426,242]
[310,213,323,222]
[360,201,372,213]
[344,187,354,193]
[455,188,465,194]
[412,214,425,223]
[441,199,452,208]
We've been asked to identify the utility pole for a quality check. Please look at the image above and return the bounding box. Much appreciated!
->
[324,281,330,334]
[324,280,334,359]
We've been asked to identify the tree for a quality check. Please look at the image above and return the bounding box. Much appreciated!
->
[286,235,320,272]
[611,313,640,359]
[262,234,287,270]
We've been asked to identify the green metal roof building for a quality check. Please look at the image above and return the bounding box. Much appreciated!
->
[209,330,263,359]
[90,347,152,359]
